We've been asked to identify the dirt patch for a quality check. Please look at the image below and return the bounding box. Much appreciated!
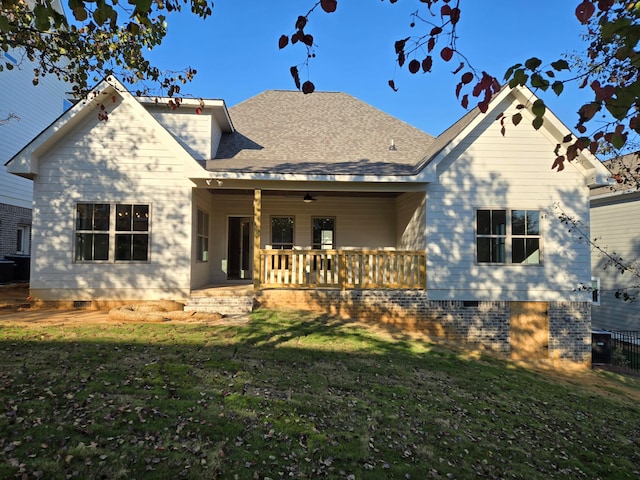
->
[0,283,30,310]
[108,303,224,323]
[0,308,113,325]
[0,307,248,327]
[0,283,245,326]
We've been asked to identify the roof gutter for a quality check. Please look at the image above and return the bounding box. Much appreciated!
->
[196,170,436,184]
[590,187,640,201]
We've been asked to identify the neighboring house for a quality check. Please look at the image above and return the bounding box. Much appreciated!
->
[6,77,609,365]
[590,153,640,331]
[0,0,71,261]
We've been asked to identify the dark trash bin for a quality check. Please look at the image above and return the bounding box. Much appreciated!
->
[0,260,15,284]
[592,329,612,364]
[4,255,30,282]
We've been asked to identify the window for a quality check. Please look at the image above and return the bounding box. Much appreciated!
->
[197,208,209,262]
[16,225,31,255]
[271,216,294,270]
[115,204,149,261]
[476,209,541,264]
[271,216,294,249]
[75,203,150,262]
[312,217,335,271]
[476,210,506,263]
[511,210,540,264]
[312,217,335,250]
[592,277,600,305]
[75,203,110,261]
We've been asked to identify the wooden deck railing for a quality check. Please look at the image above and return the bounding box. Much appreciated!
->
[259,249,426,290]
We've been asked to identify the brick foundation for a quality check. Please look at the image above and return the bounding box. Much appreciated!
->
[255,289,591,367]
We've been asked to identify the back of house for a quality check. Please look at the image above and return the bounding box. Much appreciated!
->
[6,78,609,366]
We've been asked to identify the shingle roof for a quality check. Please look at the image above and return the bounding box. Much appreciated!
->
[590,153,638,196]
[415,107,481,171]
[209,90,436,175]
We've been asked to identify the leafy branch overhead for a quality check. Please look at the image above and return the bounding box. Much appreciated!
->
[281,0,640,161]
[277,1,339,95]
[0,0,214,98]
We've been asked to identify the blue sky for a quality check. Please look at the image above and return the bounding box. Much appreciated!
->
[148,1,589,136]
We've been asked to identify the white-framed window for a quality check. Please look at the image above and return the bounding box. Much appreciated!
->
[115,204,149,261]
[16,225,31,255]
[271,216,294,249]
[312,217,335,250]
[311,217,335,272]
[271,216,294,270]
[196,208,209,262]
[592,277,601,305]
[476,209,541,264]
[75,203,150,262]
[75,203,110,261]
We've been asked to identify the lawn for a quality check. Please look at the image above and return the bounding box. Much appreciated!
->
[1,309,639,479]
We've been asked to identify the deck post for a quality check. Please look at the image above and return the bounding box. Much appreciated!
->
[253,189,262,289]
[419,251,427,289]
[338,252,347,290]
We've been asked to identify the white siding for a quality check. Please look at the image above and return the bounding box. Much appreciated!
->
[1,50,70,208]
[262,195,396,248]
[150,109,218,161]
[426,99,592,302]
[396,192,426,250]
[590,192,640,330]
[191,188,214,288]
[29,96,195,301]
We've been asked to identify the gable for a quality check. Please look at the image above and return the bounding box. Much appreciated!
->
[433,95,591,199]
[5,78,218,179]
[144,98,232,163]
[417,86,609,187]
[32,93,199,194]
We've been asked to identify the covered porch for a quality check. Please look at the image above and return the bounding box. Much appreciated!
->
[191,185,427,292]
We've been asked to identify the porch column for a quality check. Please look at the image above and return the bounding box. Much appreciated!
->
[253,189,262,289]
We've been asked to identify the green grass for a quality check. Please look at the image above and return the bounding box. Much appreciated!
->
[1,309,639,479]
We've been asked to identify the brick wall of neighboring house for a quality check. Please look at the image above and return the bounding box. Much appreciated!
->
[255,289,592,366]
[0,203,32,259]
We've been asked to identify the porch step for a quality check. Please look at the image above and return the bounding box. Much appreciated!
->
[184,288,255,315]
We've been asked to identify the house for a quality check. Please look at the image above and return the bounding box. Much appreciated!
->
[0,0,71,269]
[590,153,640,331]
[6,77,609,365]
